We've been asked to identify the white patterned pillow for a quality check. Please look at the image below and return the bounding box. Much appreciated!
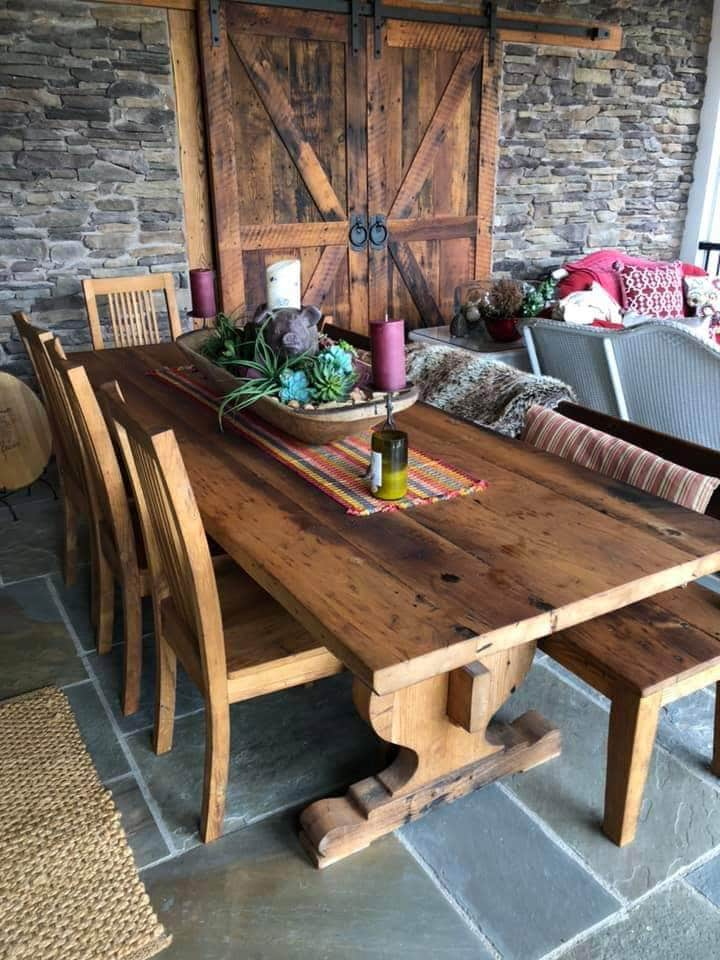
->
[684,276,720,342]
[615,261,684,319]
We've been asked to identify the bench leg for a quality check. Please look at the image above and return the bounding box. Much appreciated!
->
[712,682,720,777]
[603,690,661,847]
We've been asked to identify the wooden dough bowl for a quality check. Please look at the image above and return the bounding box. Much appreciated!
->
[177,329,418,445]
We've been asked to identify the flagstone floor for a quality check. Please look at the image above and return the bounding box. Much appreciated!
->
[4,473,720,959]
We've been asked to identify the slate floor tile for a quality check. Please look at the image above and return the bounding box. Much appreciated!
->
[402,784,620,960]
[688,852,720,909]
[127,673,383,852]
[50,567,155,654]
[0,498,87,583]
[0,462,60,519]
[562,882,720,959]
[144,814,488,960]
[0,578,87,698]
[49,565,97,653]
[656,688,719,782]
[87,634,205,735]
[110,776,170,870]
[498,662,720,900]
[65,680,130,782]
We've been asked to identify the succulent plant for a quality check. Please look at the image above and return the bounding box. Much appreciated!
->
[309,350,357,403]
[278,369,311,404]
[322,344,355,375]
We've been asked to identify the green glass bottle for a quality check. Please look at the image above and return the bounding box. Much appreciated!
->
[369,394,408,501]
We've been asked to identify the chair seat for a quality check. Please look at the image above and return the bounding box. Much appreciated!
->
[540,582,720,699]
[162,556,343,703]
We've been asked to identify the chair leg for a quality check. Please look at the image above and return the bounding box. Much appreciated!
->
[711,682,720,777]
[200,703,231,844]
[95,542,115,657]
[120,581,143,717]
[88,530,98,629]
[603,690,661,847]
[153,612,177,756]
[61,492,78,588]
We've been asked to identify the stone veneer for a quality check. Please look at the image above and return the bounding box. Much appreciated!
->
[494,0,712,277]
[0,0,188,379]
[0,0,713,377]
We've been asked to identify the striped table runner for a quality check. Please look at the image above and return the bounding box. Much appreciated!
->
[149,367,487,517]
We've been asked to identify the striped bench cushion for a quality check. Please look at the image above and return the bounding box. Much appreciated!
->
[522,405,720,514]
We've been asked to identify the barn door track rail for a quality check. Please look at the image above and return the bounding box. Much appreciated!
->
[217,0,612,59]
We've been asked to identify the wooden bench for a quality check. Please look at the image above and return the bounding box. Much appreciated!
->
[539,402,720,846]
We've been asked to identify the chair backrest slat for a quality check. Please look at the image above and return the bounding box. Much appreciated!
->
[12,313,84,493]
[48,342,138,572]
[101,383,227,693]
[83,273,182,350]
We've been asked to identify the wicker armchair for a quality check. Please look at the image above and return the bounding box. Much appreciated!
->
[521,318,720,450]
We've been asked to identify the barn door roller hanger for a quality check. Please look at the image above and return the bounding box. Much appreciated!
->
[223,0,610,60]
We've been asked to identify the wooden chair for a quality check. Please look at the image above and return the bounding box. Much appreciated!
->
[82,274,182,350]
[47,340,156,716]
[535,402,720,846]
[12,313,88,587]
[101,381,344,842]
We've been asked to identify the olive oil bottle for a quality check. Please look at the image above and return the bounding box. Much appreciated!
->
[369,394,408,501]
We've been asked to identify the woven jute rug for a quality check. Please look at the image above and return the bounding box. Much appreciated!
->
[0,686,171,960]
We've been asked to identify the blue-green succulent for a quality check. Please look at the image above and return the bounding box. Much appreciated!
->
[321,344,355,375]
[309,349,357,403]
[278,369,311,404]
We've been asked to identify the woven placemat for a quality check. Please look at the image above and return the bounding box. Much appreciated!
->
[0,686,171,960]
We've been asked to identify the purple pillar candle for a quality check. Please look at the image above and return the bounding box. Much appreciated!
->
[189,268,217,319]
[370,318,406,392]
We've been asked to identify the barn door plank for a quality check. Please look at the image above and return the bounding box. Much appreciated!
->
[227,2,347,44]
[388,44,483,221]
[389,241,444,326]
[346,17,368,332]
[475,39,500,279]
[231,33,346,221]
[198,1,245,313]
[367,28,390,322]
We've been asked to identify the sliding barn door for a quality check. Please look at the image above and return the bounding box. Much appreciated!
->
[368,20,496,328]
[200,2,368,331]
[200,2,499,333]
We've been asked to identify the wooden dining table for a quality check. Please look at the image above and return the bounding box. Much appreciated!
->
[78,342,720,867]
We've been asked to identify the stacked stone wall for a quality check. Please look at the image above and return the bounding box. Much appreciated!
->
[494,0,712,277]
[0,0,188,378]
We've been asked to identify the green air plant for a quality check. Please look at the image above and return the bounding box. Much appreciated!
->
[309,349,358,404]
[201,311,259,371]
[217,321,308,426]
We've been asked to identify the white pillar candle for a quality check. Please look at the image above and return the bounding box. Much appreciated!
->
[266,259,302,311]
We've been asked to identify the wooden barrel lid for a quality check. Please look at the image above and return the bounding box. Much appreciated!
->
[0,372,52,492]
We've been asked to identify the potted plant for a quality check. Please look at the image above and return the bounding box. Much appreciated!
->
[177,309,419,443]
[451,277,557,342]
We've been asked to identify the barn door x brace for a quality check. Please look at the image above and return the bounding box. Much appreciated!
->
[210,0,611,61]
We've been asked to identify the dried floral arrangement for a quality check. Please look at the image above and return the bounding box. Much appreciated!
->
[451,277,557,338]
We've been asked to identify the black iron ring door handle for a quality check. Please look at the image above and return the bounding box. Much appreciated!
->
[369,215,388,249]
[349,214,368,251]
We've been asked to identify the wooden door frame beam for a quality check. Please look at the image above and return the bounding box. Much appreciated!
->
[96,0,622,54]
[93,0,197,10]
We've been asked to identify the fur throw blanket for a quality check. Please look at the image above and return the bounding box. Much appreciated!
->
[406,343,575,438]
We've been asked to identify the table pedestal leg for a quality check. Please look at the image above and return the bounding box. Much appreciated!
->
[300,646,560,868]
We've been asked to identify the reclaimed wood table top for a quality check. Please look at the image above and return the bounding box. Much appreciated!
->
[77,342,720,696]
